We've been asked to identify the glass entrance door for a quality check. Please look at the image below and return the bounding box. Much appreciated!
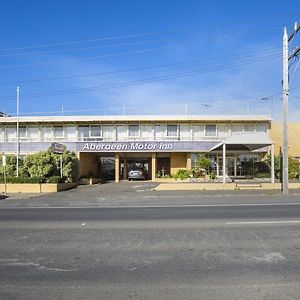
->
[218,157,235,176]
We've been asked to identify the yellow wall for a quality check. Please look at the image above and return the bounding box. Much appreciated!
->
[270,122,300,157]
[170,153,188,175]
[78,152,99,178]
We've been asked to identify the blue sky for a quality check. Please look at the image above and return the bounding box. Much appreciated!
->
[0,0,300,119]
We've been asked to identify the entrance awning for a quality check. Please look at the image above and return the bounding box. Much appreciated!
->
[208,132,274,152]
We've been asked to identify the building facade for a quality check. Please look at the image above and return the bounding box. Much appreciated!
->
[0,114,288,182]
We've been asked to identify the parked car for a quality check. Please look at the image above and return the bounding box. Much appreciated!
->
[128,167,147,180]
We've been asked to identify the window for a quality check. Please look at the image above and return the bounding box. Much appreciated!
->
[231,124,243,135]
[65,126,77,141]
[42,127,53,140]
[192,124,204,140]
[140,125,153,139]
[5,127,16,141]
[167,125,177,137]
[217,125,228,138]
[90,125,101,137]
[116,125,127,140]
[53,126,64,138]
[154,125,164,140]
[78,126,89,140]
[0,127,3,142]
[27,126,40,141]
[19,126,27,138]
[256,124,267,132]
[102,125,114,140]
[244,124,255,132]
[205,124,217,137]
[128,125,139,137]
[179,125,190,140]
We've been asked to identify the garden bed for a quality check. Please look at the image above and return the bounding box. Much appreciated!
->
[0,182,78,193]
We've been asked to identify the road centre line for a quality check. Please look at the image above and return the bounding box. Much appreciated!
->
[226,220,300,225]
[1,202,300,209]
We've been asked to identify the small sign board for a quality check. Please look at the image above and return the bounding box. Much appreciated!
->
[2,155,6,167]
[51,143,65,154]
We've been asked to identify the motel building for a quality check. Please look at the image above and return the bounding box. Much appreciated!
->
[0,114,298,184]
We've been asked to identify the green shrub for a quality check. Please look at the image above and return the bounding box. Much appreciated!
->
[48,176,64,183]
[265,154,300,180]
[0,176,45,183]
[198,157,212,173]
[175,169,192,180]
[210,171,216,180]
[255,172,270,178]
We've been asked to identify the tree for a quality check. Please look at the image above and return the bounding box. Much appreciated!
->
[21,148,78,180]
[198,156,212,174]
[0,154,21,177]
[265,154,299,180]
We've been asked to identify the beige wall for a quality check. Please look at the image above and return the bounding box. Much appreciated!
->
[271,122,300,157]
[78,152,99,178]
[170,153,188,175]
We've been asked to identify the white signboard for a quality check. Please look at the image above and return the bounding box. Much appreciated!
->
[2,155,6,167]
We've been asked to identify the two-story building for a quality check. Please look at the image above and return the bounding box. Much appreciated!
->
[0,114,278,183]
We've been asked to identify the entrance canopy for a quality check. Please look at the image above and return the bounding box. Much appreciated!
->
[208,133,275,184]
[209,132,274,152]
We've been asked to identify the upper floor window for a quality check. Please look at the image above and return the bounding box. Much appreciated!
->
[154,125,164,139]
[90,125,101,137]
[192,124,204,140]
[179,124,191,140]
[42,126,53,140]
[231,124,243,135]
[102,125,114,140]
[78,126,89,139]
[128,125,139,137]
[5,127,16,141]
[244,124,255,132]
[205,124,217,137]
[19,126,27,138]
[53,126,64,138]
[116,125,127,140]
[256,124,267,132]
[27,126,39,140]
[167,125,178,137]
[140,125,153,139]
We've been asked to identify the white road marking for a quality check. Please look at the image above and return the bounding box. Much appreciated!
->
[1,260,78,272]
[226,220,300,225]
[1,202,300,209]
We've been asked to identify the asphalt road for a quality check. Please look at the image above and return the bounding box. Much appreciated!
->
[1,195,300,300]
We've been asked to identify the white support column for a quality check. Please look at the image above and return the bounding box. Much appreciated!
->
[271,144,275,184]
[223,143,226,184]
[123,155,127,180]
[216,154,219,177]
[234,154,237,177]
[151,153,156,181]
[115,153,120,183]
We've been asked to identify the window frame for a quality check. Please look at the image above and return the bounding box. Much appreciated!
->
[205,124,217,137]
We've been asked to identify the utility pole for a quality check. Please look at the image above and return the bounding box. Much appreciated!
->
[16,86,20,177]
[282,27,289,194]
[282,22,300,194]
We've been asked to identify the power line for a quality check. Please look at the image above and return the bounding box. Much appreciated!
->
[0,46,168,70]
[1,11,299,53]
[0,37,186,57]
[0,47,281,85]
[0,52,282,101]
